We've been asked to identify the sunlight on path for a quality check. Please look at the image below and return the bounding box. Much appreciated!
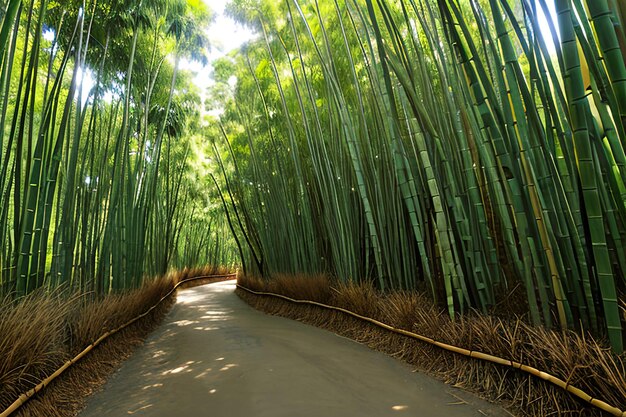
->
[79,281,505,417]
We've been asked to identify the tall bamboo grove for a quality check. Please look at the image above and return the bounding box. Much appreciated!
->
[216,0,626,352]
[0,0,232,297]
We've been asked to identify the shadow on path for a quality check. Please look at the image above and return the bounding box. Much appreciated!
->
[80,281,506,417]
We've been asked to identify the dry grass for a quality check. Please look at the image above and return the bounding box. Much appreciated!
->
[66,277,175,355]
[172,265,235,290]
[0,291,71,411]
[0,265,233,417]
[237,274,626,417]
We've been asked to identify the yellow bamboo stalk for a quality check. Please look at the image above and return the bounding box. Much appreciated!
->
[236,284,626,417]
[0,273,237,417]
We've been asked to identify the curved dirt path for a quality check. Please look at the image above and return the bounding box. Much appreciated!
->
[80,281,505,417]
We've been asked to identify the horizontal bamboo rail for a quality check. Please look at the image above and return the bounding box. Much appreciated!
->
[0,273,237,417]
[236,284,626,417]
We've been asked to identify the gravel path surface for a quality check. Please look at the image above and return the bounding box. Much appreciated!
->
[80,280,506,417]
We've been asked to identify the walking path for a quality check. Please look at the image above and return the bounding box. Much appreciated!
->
[80,281,505,416]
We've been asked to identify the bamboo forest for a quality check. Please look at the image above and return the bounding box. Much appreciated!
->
[1,0,626,416]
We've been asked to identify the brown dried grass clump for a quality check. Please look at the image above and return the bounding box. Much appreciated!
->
[0,291,72,412]
[67,276,175,355]
[0,265,232,417]
[172,265,235,289]
[12,277,175,417]
[237,273,626,417]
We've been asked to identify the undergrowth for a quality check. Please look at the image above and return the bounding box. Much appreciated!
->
[237,274,626,417]
[0,265,232,417]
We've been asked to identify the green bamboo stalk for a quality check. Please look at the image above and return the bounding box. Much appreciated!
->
[556,0,623,351]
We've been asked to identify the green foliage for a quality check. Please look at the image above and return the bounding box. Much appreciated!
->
[0,0,233,298]
[215,0,626,352]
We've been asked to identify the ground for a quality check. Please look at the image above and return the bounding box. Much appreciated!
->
[79,281,505,417]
